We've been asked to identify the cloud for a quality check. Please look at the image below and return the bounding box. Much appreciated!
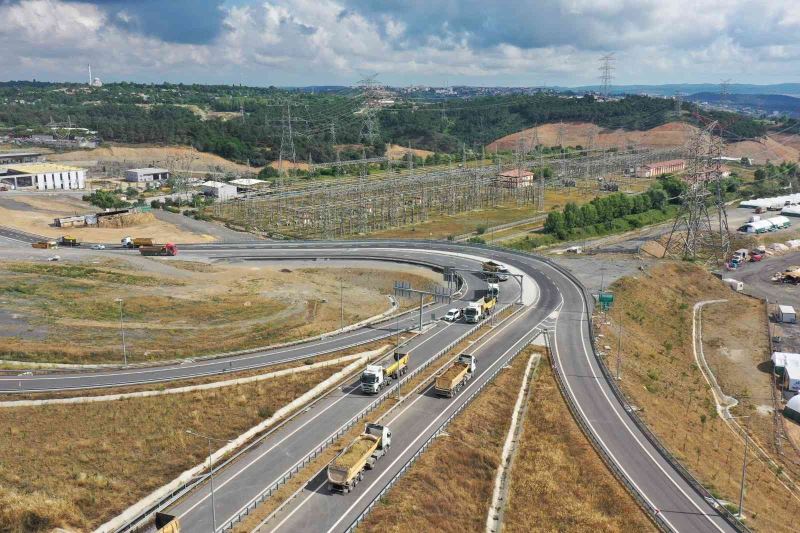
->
[1,0,800,85]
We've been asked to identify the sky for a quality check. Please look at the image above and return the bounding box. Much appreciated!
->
[1,0,800,87]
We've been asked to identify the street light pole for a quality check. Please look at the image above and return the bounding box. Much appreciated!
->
[186,430,231,533]
[340,279,344,330]
[115,298,127,366]
[725,415,751,520]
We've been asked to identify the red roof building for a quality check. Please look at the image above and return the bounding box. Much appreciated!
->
[636,159,686,178]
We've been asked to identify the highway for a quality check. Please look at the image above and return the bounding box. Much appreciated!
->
[0,237,740,532]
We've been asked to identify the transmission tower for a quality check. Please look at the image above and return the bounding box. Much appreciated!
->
[720,79,731,109]
[599,53,615,97]
[556,121,566,149]
[357,74,382,145]
[674,92,684,116]
[664,122,730,262]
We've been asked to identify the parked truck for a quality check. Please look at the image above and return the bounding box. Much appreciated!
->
[139,243,178,256]
[121,236,155,248]
[463,295,496,323]
[58,235,80,247]
[327,423,392,493]
[435,354,476,397]
[360,348,409,394]
[482,260,510,281]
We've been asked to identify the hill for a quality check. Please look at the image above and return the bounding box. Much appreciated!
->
[487,120,799,164]
[686,92,800,117]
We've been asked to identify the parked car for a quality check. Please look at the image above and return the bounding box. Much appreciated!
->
[443,308,463,322]
[91,244,106,250]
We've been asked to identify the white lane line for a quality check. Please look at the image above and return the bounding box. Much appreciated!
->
[558,272,725,532]
[190,321,458,525]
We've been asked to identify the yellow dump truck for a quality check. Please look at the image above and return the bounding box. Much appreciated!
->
[58,235,80,247]
[435,354,477,398]
[327,424,392,494]
[155,512,180,533]
[31,240,58,249]
[360,347,410,394]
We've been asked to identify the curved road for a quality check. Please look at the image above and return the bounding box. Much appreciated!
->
[0,239,737,532]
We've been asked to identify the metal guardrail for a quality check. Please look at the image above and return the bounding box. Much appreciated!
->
[216,302,518,532]
[344,328,541,532]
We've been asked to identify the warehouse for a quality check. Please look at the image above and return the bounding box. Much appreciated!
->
[125,167,170,183]
[784,394,800,424]
[0,151,45,164]
[201,181,238,201]
[0,162,86,191]
[636,159,686,178]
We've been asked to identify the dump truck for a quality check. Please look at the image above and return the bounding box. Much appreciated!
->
[32,240,58,249]
[155,512,180,533]
[327,423,392,493]
[482,260,510,281]
[58,235,80,247]
[139,243,178,256]
[435,354,476,397]
[121,236,154,248]
[463,295,496,323]
[360,348,409,394]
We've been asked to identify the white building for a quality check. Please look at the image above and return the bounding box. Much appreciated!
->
[0,163,86,191]
[125,167,171,183]
[201,180,237,201]
[786,358,800,392]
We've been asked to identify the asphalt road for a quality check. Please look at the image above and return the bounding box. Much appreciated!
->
[0,237,737,533]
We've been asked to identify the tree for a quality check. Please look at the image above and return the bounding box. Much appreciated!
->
[544,211,567,239]
[563,202,582,229]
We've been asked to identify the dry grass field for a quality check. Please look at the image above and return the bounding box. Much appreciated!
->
[503,360,654,532]
[606,262,800,531]
[0,363,346,532]
[0,258,440,364]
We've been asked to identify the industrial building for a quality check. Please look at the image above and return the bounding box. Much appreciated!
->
[0,151,45,165]
[495,169,535,188]
[784,394,800,423]
[125,167,170,183]
[636,159,686,178]
[229,178,269,192]
[201,181,238,201]
[0,162,86,191]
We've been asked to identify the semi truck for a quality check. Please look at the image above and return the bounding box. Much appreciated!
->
[360,348,409,394]
[482,260,510,281]
[139,243,178,256]
[463,295,496,323]
[58,235,80,247]
[435,354,476,397]
[327,423,392,493]
[121,237,155,248]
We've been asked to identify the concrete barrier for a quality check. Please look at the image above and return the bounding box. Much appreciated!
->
[94,346,389,533]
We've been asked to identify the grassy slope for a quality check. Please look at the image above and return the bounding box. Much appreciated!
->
[0,364,345,532]
[607,262,798,531]
[504,361,654,532]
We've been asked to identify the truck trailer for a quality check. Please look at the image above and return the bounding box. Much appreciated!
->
[360,348,409,394]
[139,243,178,256]
[435,354,476,397]
[58,235,80,247]
[121,236,155,248]
[482,260,510,281]
[327,423,392,493]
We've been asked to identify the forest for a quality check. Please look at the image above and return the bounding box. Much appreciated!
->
[0,81,768,165]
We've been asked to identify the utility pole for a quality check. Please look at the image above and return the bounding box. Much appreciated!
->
[616,307,623,380]
[340,278,344,330]
[739,432,749,519]
[115,298,127,366]
[185,430,232,533]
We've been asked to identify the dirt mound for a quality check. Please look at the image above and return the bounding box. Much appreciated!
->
[386,144,435,160]
[486,121,700,152]
[96,211,155,228]
[727,136,800,164]
[48,145,255,173]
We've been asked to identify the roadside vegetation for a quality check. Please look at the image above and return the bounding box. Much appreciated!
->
[503,360,654,532]
[0,363,348,532]
[606,262,800,531]
[0,259,439,364]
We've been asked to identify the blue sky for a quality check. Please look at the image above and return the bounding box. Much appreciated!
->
[2,0,799,87]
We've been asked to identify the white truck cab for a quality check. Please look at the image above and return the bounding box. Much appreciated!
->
[459,353,477,373]
[488,283,499,298]
[361,364,385,393]
[464,301,483,323]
